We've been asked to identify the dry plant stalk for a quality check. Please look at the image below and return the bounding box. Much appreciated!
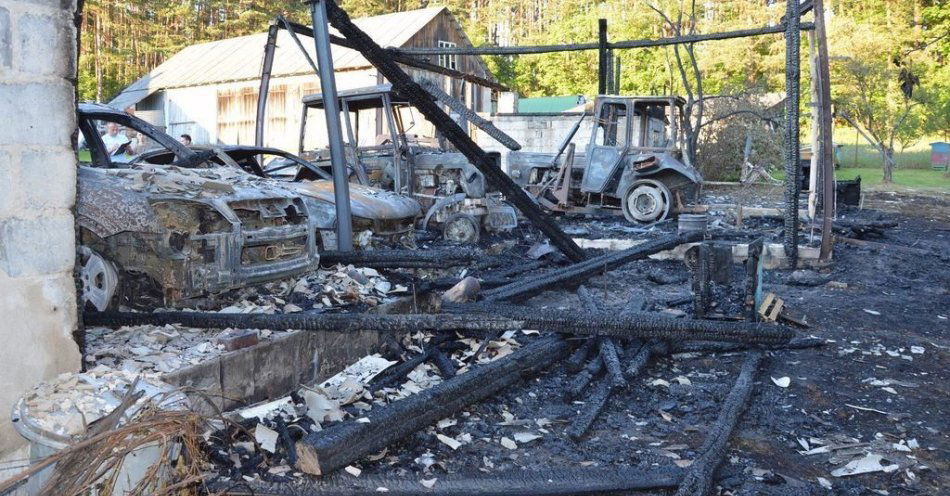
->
[0,398,210,496]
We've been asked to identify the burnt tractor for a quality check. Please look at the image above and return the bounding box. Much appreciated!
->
[508,96,703,224]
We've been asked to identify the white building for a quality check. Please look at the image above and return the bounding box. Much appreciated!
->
[108,7,499,152]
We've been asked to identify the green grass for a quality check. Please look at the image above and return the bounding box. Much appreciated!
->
[835,167,950,192]
[774,166,950,192]
[833,127,944,169]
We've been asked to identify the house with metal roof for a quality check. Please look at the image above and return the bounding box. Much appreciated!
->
[109,7,497,152]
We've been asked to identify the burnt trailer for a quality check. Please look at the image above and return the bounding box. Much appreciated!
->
[508,96,703,224]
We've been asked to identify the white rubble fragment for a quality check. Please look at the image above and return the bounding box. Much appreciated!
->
[436,434,462,450]
[831,454,900,477]
[513,432,541,443]
[771,376,791,388]
[255,425,279,453]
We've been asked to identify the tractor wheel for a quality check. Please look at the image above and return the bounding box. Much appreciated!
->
[442,214,480,244]
[621,179,672,224]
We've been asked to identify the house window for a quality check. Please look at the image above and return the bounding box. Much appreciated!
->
[438,40,458,70]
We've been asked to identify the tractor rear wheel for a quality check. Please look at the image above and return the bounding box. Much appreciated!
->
[621,179,672,224]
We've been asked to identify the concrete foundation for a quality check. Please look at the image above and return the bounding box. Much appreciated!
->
[163,329,382,414]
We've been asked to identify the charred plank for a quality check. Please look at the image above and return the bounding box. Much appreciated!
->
[482,232,704,302]
[674,351,764,496]
[319,249,481,269]
[294,335,570,475]
[86,306,794,345]
[206,465,684,495]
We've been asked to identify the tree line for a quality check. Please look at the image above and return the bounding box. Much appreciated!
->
[77,0,948,179]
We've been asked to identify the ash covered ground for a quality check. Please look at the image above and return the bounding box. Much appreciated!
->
[191,187,950,495]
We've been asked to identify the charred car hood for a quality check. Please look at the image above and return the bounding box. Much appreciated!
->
[78,165,301,237]
[291,180,421,220]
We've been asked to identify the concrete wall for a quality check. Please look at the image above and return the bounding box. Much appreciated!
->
[0,0,82,477]
[474,113,590,172]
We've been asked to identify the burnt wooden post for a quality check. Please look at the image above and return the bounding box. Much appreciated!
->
[783,0,802,267]
[598,19,608,95]
[814,0,835,260]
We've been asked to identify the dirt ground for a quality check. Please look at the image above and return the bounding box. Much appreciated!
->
[205,187,948,495]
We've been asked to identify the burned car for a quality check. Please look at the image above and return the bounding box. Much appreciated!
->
[137,145,422,249]
[297,85,518,244]
[76,103,321,309]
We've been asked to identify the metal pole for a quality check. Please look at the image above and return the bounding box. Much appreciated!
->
[398,23,815,56]
[783,0,801,267]
[814,0,835,260]
[254,22,279,148]
[614,54,622,95]
[598,19,608,95]
[309,0,353,251]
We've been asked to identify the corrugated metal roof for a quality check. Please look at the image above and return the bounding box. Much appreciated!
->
[109,7,445,110]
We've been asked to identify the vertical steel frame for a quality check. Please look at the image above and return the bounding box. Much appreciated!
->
[309,0,354,251]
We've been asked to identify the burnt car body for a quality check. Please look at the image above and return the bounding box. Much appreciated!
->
[298,85,518,244]
[76,103,321,308]
[138,145,422,249]
[508,96,703,224]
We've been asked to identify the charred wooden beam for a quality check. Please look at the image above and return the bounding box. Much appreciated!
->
[84,311,520,335]
[565,338,597,372]
[319,248,480,269]
[323,0,587,262]
[565,352,604,400]
[672,336,824,354]
[206,465,684,495]
[86,306,795,345]
[482,232,704,303]
[565,287,625,439]
[565,378,613,441]
[783,0,803,266]
[447,304,796,345]
[294,335,570,475]
[277,17,509,92]
[674,352,764,496]
[597,336,626,388]
[429,347,458,378]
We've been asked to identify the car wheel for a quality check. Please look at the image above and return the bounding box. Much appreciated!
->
[79,246,119,311]
[442,214,480,244]
[622,179,672,224]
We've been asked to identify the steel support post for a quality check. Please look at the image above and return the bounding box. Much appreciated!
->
[255,23,279,147]
[309,0,353,251]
